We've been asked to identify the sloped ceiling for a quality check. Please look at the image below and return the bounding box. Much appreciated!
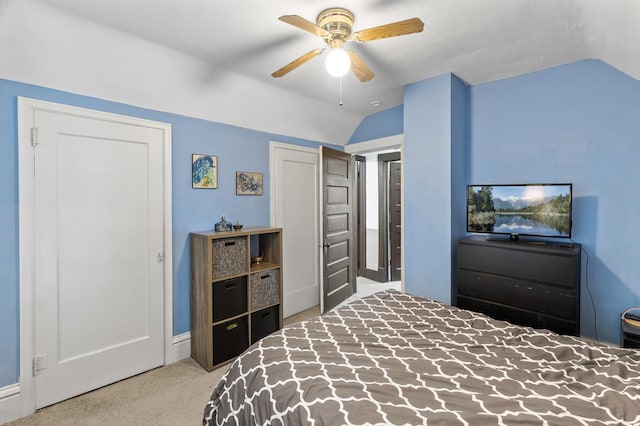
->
[1,0,638,144]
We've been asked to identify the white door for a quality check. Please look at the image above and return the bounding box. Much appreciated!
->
[270,143,320,318]
[31,106,165,408]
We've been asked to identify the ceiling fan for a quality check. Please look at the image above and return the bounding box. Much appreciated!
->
[272,8,424,82]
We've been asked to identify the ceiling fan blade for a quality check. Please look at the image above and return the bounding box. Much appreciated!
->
[347,51,375,82]
[279,15,331,38]
[271,48,324,78]
[350,17,424,42]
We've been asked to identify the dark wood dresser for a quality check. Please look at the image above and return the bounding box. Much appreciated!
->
[456,237,581,335]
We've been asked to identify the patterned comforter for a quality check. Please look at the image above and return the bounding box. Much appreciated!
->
[203,290,640,425]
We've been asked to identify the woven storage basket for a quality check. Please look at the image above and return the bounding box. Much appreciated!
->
[250,270,279,310]
[212,237,248,279]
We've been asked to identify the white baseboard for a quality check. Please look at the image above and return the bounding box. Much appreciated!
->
[0,383,21,424]
[172,332,191,362]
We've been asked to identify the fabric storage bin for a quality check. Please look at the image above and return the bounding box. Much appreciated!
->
[250,270,279,310]
[212,237,248,279]
[213,316,249,365]
[251,305,279,344]
[212,276,247,322]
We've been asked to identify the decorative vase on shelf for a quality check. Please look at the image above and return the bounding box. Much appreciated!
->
[251,251,264,264]
[214,216,232,232]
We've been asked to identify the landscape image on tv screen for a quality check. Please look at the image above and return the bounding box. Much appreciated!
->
[467,184,572,237]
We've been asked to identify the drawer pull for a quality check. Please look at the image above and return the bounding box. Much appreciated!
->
[224,241,236,246]
[261,274,270,280]
[226,323,238,331]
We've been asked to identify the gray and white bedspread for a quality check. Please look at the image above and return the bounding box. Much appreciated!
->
[203,290,640,425]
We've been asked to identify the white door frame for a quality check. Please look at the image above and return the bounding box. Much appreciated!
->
[17,97,173,417]
[345,135,405,289]
[269,137,404,313]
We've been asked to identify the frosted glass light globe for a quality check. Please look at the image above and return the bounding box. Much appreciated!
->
[325,48,351,78]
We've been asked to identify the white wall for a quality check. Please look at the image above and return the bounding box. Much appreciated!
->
[365,153,379,271]
[0,0,361,144]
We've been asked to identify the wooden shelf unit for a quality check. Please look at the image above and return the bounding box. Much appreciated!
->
[190,227,283,371]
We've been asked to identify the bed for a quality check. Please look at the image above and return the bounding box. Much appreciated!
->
[203,290,640,425]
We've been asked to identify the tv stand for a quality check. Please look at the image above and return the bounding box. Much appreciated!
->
[456,237,581,335]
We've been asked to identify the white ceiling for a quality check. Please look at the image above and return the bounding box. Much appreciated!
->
[7,0,640,144]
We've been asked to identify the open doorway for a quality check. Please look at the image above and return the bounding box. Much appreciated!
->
[272,136,403,318]
[349,141,403,307]
[356,150,402,284]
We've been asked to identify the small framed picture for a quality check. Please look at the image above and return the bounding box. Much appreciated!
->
[192,154,217,189]
[236,172,263,196]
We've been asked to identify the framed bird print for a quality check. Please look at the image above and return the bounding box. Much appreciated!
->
[236,172,263,195]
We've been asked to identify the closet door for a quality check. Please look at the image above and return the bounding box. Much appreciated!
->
[31,105,165,408]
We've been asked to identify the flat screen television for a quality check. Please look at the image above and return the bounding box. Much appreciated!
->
[467,183,572,240]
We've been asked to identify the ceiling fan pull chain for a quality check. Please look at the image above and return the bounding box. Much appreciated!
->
[339,76,343,106]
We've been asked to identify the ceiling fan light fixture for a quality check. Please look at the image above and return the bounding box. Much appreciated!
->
[325,47,351,77]
[274,8,423,82]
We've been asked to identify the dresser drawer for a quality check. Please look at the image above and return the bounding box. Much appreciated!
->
[458,241,578,287]
[457,296,577,335]
[457,270,577,320]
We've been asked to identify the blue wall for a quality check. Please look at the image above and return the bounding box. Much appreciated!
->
[469,60,640,344]
[403,74,468,304]
[450,76,470,301]
[0,78,334,387]
[4,58,638,388]
[348,104,403,144]
[0,81,20,390]
[350,59,640,345]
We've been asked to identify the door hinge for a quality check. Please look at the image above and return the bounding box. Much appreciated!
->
[30,127,38,147]
[32,354,48,376]
[157,252,164,263]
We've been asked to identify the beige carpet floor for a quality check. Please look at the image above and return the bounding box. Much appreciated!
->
[7,280,394,425]
[7,358,226,426]
[6,306,322,426]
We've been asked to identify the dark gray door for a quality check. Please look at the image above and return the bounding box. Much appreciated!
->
[355,155,366,277]
[321,146,356,312]
[377,152,401,282]
[389,161,402,281]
